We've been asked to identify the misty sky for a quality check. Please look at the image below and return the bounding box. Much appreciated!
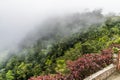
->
[0,0,120,51]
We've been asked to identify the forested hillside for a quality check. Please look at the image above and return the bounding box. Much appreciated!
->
[0,10,120,80]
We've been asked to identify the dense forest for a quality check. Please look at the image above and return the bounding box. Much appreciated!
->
[0,10,120,80]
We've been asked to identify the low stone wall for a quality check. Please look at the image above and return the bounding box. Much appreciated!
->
[84,64,116,80]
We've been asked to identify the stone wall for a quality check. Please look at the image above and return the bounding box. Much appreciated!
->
[84,64,116,80]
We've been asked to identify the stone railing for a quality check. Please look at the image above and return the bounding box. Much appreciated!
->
[84,64,116,80]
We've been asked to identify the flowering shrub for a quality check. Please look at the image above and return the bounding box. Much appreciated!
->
[29,49,112,80]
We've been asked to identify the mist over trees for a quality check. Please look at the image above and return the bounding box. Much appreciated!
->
[20,9,105,48]
[0,10,120,80]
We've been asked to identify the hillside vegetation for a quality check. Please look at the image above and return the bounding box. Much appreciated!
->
[0,11,120,80]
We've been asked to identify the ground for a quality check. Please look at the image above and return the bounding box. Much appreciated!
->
[106,71,120,80]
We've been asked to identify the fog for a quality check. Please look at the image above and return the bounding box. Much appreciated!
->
[0,0,120,51]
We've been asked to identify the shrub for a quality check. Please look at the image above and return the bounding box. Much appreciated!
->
[66,50,112,80]
[28,74,65,80]
[29,48,112,80]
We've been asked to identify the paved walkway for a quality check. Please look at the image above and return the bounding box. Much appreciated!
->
[106,71,120,80]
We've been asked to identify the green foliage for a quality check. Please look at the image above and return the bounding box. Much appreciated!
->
[16,62,32,79]
[0,71,5,80]
[32,64,42,76]
[113,47,120,54]
[63,42,82,60]
[55,59,69,74]
[6,70,14,80]
[81,42,96,53]
[44,59,53,74]
[113,37,120,44]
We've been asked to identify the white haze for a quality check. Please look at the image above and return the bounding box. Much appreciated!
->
[0,0,120,52]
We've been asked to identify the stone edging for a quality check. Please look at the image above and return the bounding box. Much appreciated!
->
[84,64,116,80]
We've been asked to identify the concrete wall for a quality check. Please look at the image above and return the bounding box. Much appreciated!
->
[84,64,116,80]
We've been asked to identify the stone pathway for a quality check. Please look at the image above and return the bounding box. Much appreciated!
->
[106,71,120,80]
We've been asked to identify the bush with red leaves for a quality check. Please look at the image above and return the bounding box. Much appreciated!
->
[66,49,112,80]
[28,74,66,80]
